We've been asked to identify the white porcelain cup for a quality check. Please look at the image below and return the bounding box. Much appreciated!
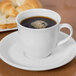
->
[16,9,73,59]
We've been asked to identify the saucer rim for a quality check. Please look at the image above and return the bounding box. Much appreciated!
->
[0,51,75,71]
[0,31,76,71]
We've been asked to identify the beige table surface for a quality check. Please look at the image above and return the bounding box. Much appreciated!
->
[0,0,76,76]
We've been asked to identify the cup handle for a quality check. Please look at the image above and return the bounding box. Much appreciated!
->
[57,23,73,46]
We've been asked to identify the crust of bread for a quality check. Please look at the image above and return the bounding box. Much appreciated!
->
[16,0,42,12]
[0,0,42,16]
[0,0,18,17]
[0,23,17,29]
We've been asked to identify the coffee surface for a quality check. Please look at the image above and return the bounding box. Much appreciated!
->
[20,16,56,29]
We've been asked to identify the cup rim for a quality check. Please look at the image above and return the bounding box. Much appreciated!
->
[16,8,61,30]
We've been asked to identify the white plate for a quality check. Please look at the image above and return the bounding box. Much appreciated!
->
[0,27,17,32]
[0,31,76,71]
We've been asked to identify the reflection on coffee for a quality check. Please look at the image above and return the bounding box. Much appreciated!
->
[20,16,57,29]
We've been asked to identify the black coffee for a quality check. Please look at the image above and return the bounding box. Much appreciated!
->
[20,16,57,29]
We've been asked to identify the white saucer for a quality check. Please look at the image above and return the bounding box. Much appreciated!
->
[0,31,76,71]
